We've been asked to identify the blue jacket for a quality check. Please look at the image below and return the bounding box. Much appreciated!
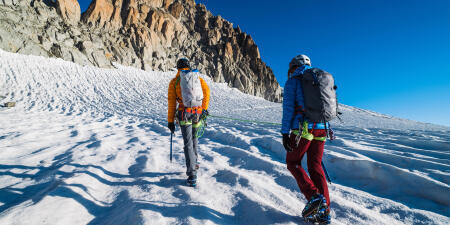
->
[281,65,328,134]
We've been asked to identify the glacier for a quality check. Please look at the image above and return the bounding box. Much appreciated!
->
[0,49,449,224]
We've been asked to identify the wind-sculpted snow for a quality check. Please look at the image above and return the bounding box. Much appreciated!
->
[0,50,449,224]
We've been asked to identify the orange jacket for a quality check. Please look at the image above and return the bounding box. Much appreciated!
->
[167,69,210,123]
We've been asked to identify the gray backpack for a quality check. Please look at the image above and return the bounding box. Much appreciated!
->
[177,69,204,108]
[298,68,338,123]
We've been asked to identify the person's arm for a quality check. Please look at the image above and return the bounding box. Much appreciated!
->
[167,79,177,123]
[200,78,210,110]
[281,79,297,134]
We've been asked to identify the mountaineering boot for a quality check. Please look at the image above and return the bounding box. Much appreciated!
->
[187,175,197,187]
[305,206,331,224]
[316,209,331,225]
[302,194,326,218]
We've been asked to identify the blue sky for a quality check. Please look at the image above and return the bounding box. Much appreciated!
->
[79,0,450,126]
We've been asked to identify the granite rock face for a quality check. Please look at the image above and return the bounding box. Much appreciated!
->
[56,0,81,24]
[0,0,282,102]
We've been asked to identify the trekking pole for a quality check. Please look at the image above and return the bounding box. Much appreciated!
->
[322,161,332,184]
[170,132,173,162]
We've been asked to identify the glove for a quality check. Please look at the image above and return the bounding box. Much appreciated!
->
[201,109,209,120]
[282,133,293,152]
[168,122,175,133]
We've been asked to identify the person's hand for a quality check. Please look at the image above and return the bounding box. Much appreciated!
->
[282,134,293,152]
[202,109,209,116]
[168,122,175,133]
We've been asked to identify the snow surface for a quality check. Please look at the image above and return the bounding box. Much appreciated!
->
[0,49,449,225]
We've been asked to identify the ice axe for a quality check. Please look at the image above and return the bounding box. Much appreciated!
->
[322,161,332,184]
[170,132,173,162]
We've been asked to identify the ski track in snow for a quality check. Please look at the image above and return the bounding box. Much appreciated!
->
[0,50,449,225]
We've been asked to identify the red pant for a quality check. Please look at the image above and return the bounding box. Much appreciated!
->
[286,129,330,206]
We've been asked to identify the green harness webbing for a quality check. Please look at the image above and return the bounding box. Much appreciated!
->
[195,116,207,138]
[179,119,202,127]
[292,121,327,142]
[179,117,207,138]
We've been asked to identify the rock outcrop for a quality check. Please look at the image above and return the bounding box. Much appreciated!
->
[56,0,81,24]
[0,0,282,102]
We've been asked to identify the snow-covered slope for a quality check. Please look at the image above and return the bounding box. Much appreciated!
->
[0,49,449,225]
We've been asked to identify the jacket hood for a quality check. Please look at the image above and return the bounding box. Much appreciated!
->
[291,65,312,78]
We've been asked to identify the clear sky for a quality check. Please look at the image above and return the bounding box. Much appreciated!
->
[79,0,450,126]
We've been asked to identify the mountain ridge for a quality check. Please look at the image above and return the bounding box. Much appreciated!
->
[0,0,282,102]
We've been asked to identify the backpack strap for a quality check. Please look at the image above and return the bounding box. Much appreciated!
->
[295,105,304,115]
[174,76,181,101]
[307,68,321,84]
[292,75,306,116]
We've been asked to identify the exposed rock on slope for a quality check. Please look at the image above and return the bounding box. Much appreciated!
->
[56,0,80,24]
[0,0,282,102]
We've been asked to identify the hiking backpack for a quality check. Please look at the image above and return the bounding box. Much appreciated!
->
[298,68,338,123]
[177,69,204,108]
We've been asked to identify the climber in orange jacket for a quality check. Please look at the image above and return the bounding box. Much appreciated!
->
[167,58,210,186]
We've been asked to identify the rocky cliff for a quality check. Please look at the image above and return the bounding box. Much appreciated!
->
[0,0,282,102]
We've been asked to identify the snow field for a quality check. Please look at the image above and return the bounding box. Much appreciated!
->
[0,49,449,224]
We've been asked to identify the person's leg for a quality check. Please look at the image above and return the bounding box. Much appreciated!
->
[180,124,197,177]
[192,125,199,169]
[286,133,319,201]
[307,129,330,206]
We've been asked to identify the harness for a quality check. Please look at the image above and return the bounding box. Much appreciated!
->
[292,121,327,146]
[175,110,208,138]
